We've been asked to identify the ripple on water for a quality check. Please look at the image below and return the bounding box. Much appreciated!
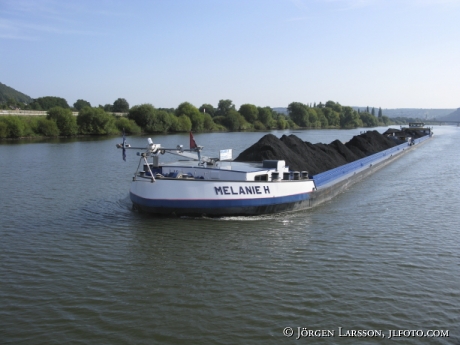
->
[1,130,460,344]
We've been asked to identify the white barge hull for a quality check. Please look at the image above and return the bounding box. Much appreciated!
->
[130,179,316,216]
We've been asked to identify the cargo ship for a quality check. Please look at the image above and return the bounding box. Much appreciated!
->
[117,126,432,216]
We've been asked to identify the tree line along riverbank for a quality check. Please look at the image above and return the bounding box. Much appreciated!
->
[0,96,418,140]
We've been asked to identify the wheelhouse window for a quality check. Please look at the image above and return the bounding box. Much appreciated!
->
[255,174,268,181]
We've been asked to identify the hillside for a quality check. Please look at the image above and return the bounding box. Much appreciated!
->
[272,107,288,114]
[439,108,460,121]
[0,82,33,104]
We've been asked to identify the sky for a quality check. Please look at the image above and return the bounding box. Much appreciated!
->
[1,0,459,110]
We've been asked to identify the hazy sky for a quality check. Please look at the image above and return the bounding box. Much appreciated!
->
[1,0,459,109]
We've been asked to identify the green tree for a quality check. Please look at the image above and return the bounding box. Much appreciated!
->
[0,120,8,138]
[236,111,252,130]
[340,107,363,129]
[189,111,205,132]
[21,117,37,137]
[30,96,69,110]
[239,104,258,123]
[36,117,60,136]
[271,110,281,121]
[359,112,379,127]
[128,104,155,128]
[325,100,342,113]
[316,108,329,128]
[4,97,20,109]
[175,102,204,131]
[276,117,288,129]
[0,116,25,138]
[253,120,266,130]
[146,110,173,133]
[222,110,241,131]
[215,99,235,117]
[287,118,298,129]
[287,102,309,127]
[378,107,383,118]
[307,108,318,127]
[203,113,216,131]
[112,98,129,113]
[381,115,391,125]
[73,99,91,111]
[257,107,274,128]
[322,107,340,127]
[115,117,142,134]
[212,116,226,127]
[173,114,192,132]
[47,106,78,136]
[199,104,216,117]
[77,107,116,135]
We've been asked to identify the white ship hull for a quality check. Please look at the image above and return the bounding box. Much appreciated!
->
[130,178,316,216]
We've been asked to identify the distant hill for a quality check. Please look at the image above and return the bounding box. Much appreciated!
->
[272,107,288,114]
[438,108,460,122]
[379,108,455,119]
[0,82,33,104]
[274,106,457,119]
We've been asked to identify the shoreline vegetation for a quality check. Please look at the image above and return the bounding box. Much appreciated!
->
[0,96,422,140]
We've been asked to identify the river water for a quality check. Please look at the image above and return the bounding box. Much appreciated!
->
[1,127,459,345]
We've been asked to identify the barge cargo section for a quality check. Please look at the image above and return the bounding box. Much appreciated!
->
[118,131,432,217]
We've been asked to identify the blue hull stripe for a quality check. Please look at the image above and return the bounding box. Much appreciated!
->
[130,192,310,209]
